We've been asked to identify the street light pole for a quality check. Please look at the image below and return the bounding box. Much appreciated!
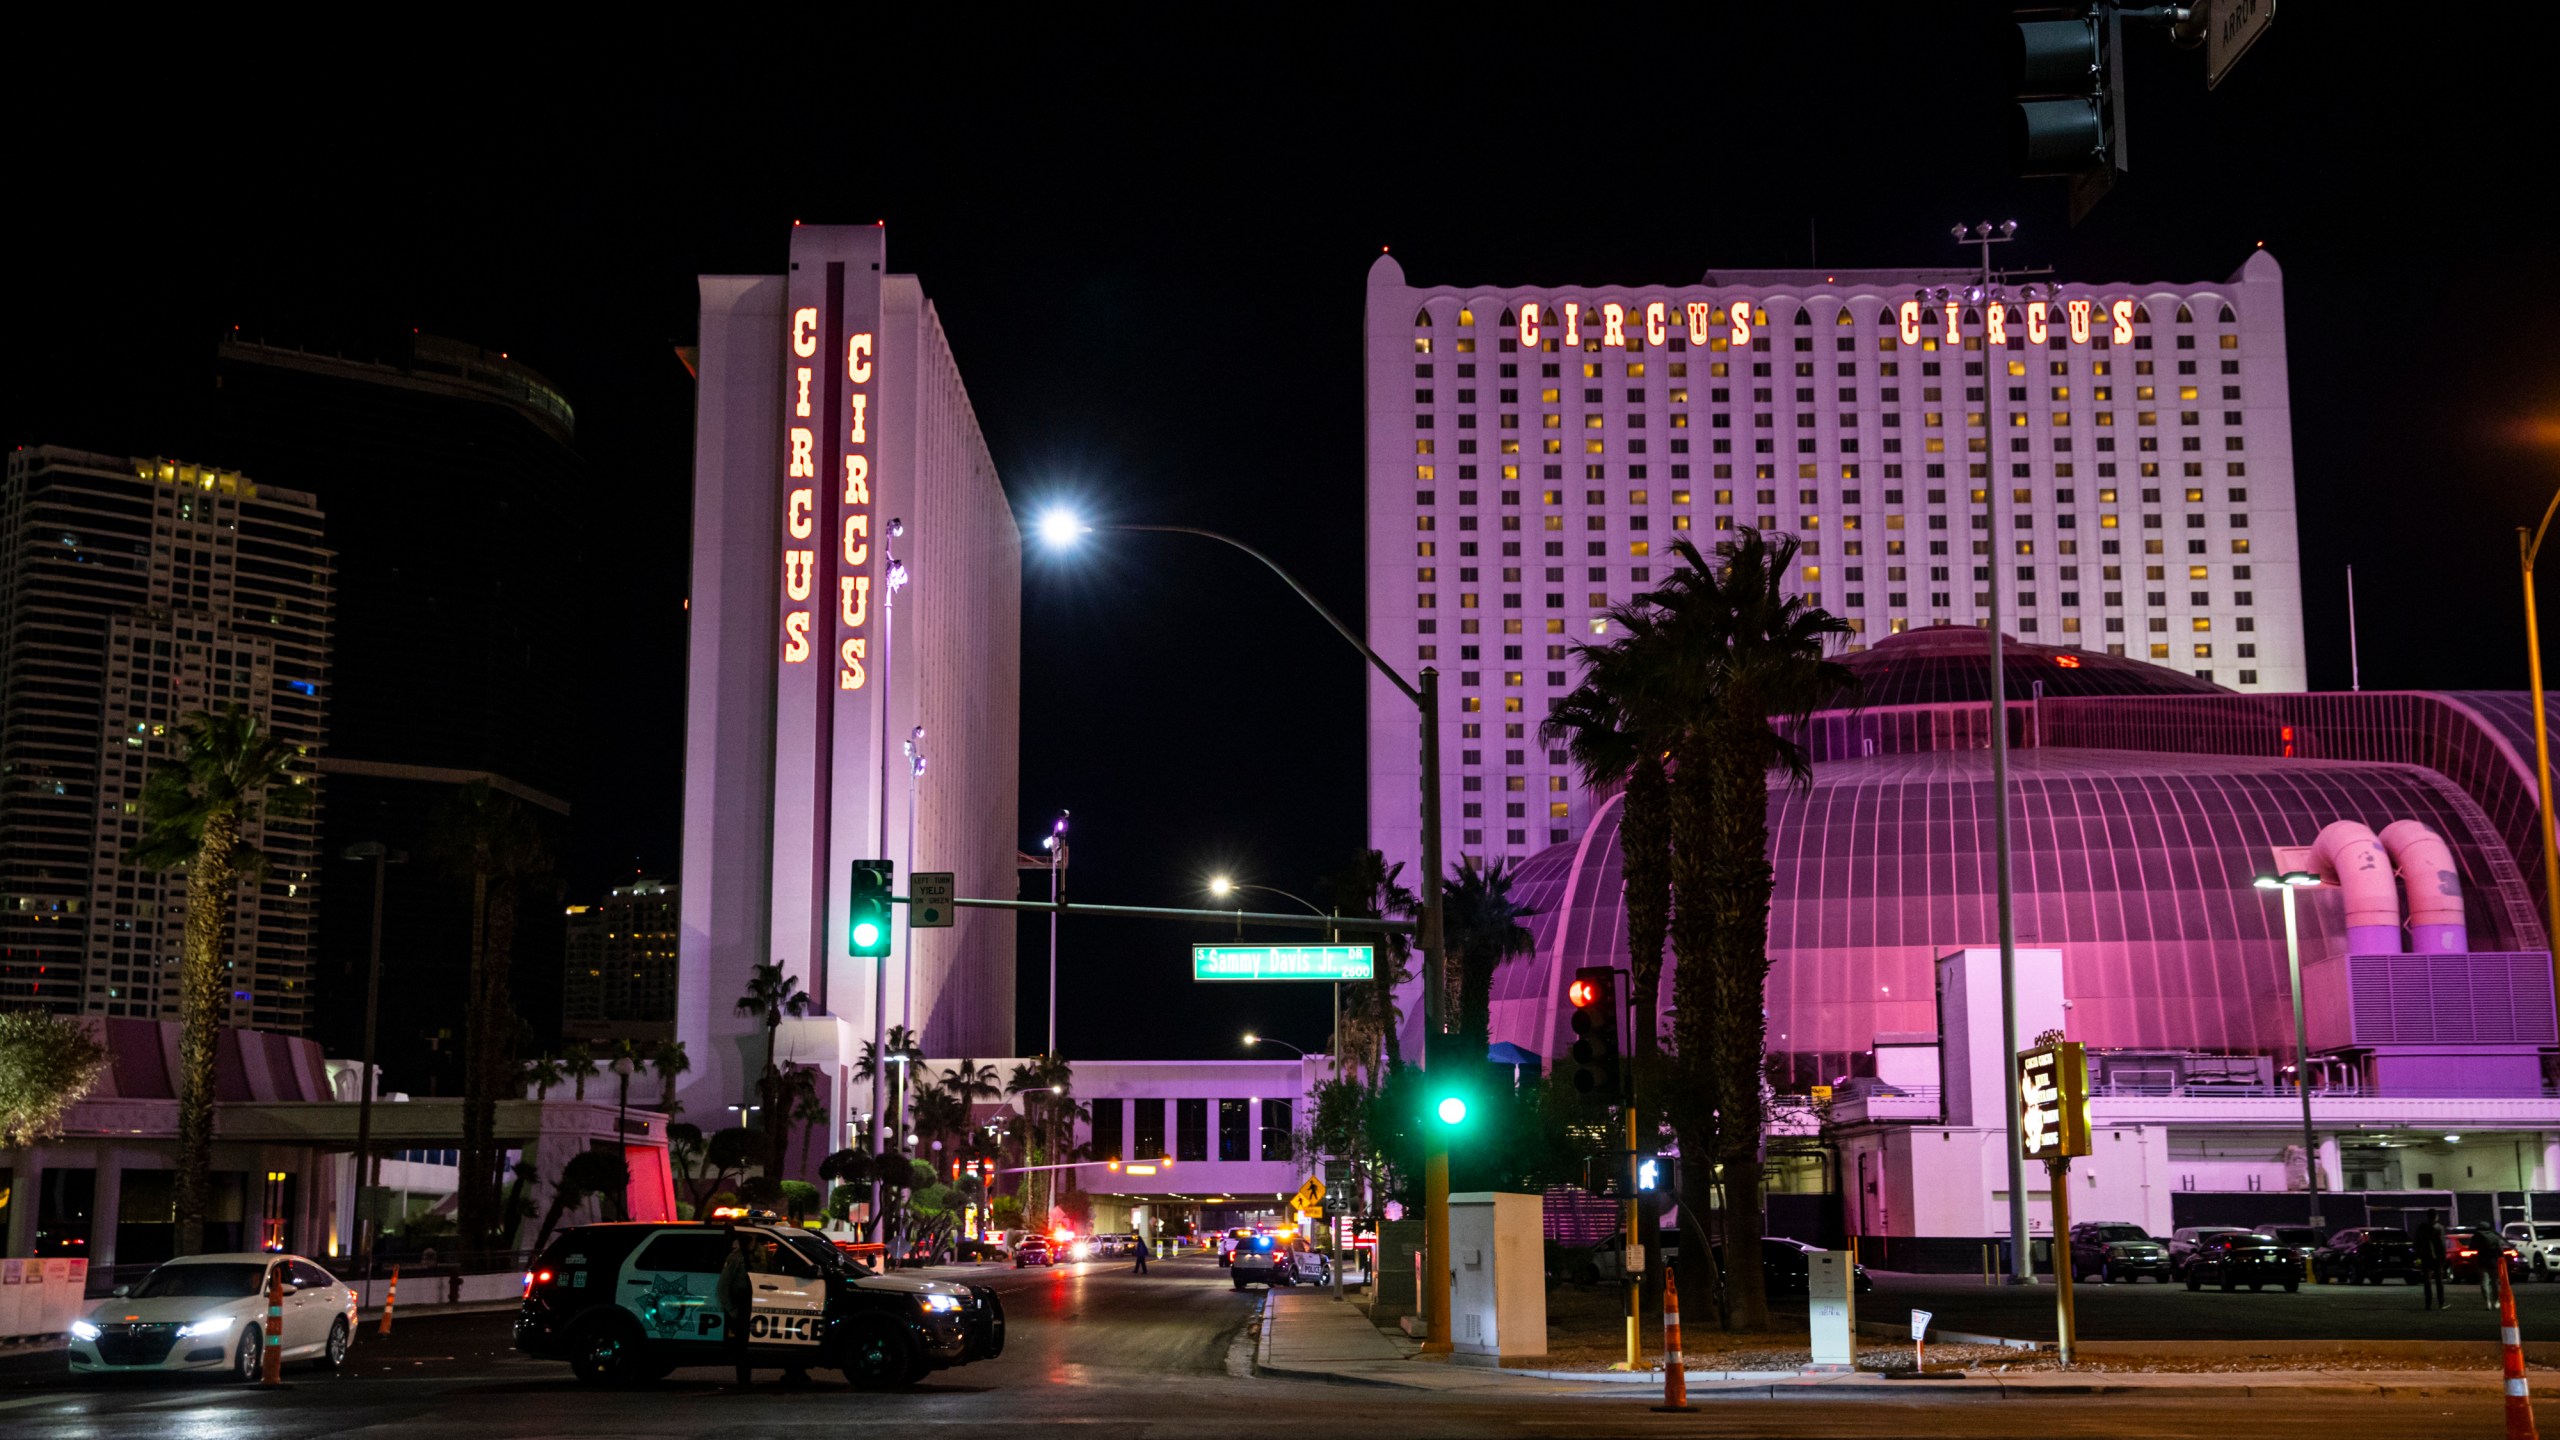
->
[2521,496,2560,1013]
[1049,516,1446,1342]
[1043,813,1069,1056]
[2258,871,2326,1226]
[1941,219,2034,1282]
[343,841,401,1302]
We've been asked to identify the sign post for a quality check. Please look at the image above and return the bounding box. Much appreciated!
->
[2018,1040,2092,1366]
[1912,1308,1934,1373]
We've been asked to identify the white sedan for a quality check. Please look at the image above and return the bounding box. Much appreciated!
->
[70,1253,357,1379]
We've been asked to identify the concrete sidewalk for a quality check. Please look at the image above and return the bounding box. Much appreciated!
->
[1250,1287,2535,1400]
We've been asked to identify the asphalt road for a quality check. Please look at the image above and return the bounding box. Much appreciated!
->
[0,1255,2548,1438]
[1867,1268,2556,1341]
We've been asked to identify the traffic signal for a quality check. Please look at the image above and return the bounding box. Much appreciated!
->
[1568,966,1621,1098]
[1421,1031,1478,1132]
[2010,6,2126,218]
[848,859,894,957]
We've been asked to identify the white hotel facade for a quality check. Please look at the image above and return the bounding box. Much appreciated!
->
[1363,248,2305,871]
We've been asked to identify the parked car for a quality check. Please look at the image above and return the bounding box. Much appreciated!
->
[2313,1227,2420,1285]
[1580,1229,1679,1285]
[2069,1222,2172,1284]
[70,1254,356,1380]
[2167,1226,2257,1268]
[2447,1226,2525,1284]
[951,1238,1008,1263]
[514,1221,994,1389]
[2502,1222,2560,1280]
[2257,1225,2326,1267]
[1750,1238,1876,1295]
[2180,1232,2299,1292]
[1012,1237,1055,1268]
[1229,1233,1328,1290]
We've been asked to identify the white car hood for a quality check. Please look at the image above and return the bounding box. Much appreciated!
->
[85,1295,252,1326]
[852,1274,975,1299]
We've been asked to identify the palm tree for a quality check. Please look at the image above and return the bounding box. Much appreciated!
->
[734,962,812,1174]
[1323,850,1417,1079]
[649,1038,690,1114]
[1546,600,1692,1304]
[938,1058,1000,1108]
[523,1053,567,1102]
[783,1066,826,1175]
[427,779,553,1252]
[128,704,310,1254]
[1441,857,1534,1057]
[1006,1053,1074,1227]
[559,1042,599,1102]
[1651,532,1854,1329]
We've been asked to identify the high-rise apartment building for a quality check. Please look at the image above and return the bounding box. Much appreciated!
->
[0,446,331,1027]
[191,335,582,1086]
[562,876,680,1044]
[1363,249,2304,872]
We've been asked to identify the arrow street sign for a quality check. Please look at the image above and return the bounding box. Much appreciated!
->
[910,872,955,928]
[2018,1041,2092,1160]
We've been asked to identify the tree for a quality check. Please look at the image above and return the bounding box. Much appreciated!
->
[1441,856,1535,1061]
[533,1148,631,1250]
[428,779,553,1253]
[559,1042,598,1102]
[779,1179,822,1224]
[1546,597,1691,1307]
[666,1122,704,1211]
[0,1010,109,1148]
[784,1066,826,1175]
[1005,1053,1074,1227]
[734,962,812,1174]
[1652,532,1854,1330]
[682,1125,760,1213]
[524,1053,567,1102]
[127,703,310,1254]
[1323,850,1417,1079]
[650,1038,691,1114]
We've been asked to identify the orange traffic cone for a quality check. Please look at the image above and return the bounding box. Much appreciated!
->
[2500,1254,2537,1440]
[379,1264,399,1337]
[1652,1268,1689,1412]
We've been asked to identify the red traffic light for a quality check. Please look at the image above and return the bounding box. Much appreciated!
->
[1568,977,1599,1008]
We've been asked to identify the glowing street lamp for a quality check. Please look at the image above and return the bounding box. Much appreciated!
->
[2255,869,2327,1228]
[1034,505,1451,1347]
[1242,1033,1307,1058]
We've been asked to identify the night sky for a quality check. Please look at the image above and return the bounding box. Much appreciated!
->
[9,10,2555,1062]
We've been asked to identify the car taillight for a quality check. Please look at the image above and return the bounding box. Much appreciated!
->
[2460,1248,2478,1258]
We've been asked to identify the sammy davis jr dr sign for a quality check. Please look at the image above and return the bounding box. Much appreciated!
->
[1191,945,1377,983]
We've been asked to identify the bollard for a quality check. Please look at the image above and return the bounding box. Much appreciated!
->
[2500,1253,2538,1440]
[379,1264,399,1336]
[1651,1268,1689,1412]
[262,1264,286,1386]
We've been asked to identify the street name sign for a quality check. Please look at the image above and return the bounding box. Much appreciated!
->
[2205,0,2275,90]
[1191,944,1375,983]
[910,871,955,928]
[2018,1041,2092,1160]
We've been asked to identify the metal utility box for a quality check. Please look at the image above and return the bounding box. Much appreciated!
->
[1807,1249,1857,1368]
[1448,1191,1546,1365]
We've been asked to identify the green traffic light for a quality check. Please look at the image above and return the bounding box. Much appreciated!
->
[853,921,881,948]
[1435,1095,1467,1125]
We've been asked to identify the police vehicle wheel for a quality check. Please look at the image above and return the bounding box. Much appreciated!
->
[839,1316,915,1392]
[569,1314,651,1387]
[2285,1279,2300,1293]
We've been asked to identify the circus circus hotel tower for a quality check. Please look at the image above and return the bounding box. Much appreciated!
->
[675,222,1020,1177]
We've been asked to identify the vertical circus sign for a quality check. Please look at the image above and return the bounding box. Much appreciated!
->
[839,331,874,690]
[777,312,875,691]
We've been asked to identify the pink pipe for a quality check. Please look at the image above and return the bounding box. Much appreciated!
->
[2309,820,2401,954]
[2378,819,2468,954]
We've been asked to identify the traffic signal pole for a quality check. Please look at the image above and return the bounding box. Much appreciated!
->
[1624,1104,1641,1370]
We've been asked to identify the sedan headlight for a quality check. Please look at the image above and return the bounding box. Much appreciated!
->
[70,1320,101,1342]
[919,1292,962,1313]
[176,1318,233,1339]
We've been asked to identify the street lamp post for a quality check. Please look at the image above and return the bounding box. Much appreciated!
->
[342,840,403,1302]
[2521,495,2560,1012]
[1212,877,1341,1069]
[1042,511,1448,1344]
[1042,813,1069,1056]
[2256,871,2327,1227]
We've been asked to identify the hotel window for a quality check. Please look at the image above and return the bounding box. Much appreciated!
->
[1133,1098,1167,1159]
[1176,1099,1209,1162]
[1218,1099,1250,1161]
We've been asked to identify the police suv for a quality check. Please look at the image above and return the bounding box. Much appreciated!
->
[515,1221,1003,1389]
